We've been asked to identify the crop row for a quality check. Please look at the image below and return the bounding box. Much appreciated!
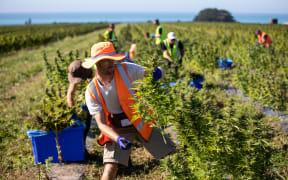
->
[0,23,108,54]
[124,23,288,179]
[13,23,287,179]
[133,23,288,112]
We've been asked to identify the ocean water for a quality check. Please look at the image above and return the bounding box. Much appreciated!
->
[0,12,288,25]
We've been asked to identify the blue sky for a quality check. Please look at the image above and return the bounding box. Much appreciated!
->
[0,0,288,14]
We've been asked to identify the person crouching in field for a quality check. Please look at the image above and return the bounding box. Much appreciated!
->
[83,42,176,180]
[255,29,272,47]
[161,32,185,68]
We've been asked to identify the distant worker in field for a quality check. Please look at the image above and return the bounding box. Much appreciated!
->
[67,60,93,156]
[122,43,137,63]
[144,32,155,40]
[153,19,165,45]
[255,30,272,47]
[83,42,176,180]
[161,32,185,67]
[104,23,118,45]
[144,32,150,40]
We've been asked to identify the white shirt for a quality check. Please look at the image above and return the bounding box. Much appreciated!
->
[85,62,145,116]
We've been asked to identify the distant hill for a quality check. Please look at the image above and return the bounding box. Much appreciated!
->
[194,8,235,22]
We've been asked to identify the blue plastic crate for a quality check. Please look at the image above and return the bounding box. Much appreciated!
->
[27,126,85,164]
[163,78,204,90]
[217,59,233,70]
[193,77,205,89]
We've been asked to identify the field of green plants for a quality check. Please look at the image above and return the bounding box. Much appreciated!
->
[0,23,108,54]
[130,23,288,179]
[0,22,287,179]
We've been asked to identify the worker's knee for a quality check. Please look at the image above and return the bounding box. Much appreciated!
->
[102,163,118,180]
[104,162,118,171]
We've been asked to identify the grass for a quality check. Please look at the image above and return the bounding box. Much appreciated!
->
[0,29,102,94]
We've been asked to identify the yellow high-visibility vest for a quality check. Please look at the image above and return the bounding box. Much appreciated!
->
[163,39,180,60]
[103,30,116,43]
[155,25,165,45]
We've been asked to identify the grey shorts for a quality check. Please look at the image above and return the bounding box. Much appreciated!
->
[103,126,176,167]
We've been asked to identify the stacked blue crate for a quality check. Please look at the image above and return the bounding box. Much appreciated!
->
[27,125,85,164]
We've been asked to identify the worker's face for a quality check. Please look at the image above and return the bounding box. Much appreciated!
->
[169,39,175,44]
[109,25,115,31]
[97,59,115,75]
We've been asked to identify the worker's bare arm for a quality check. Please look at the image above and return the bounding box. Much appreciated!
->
[164,50,174,62]
[94,111,119,142]
[67,83,77,108]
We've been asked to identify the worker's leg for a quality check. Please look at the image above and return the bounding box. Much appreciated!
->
[101,162,118,180]
[103,127,137,166]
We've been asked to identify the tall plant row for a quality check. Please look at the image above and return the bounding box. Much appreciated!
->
[0,23,108,54]
[129,23,288,179]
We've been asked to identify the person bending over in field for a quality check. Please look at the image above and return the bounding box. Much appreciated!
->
[255,29,272,47]
[67,60,93,157]
[83,42,176,180]
[161,32,185,68]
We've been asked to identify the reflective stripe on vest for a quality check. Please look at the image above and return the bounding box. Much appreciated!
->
[115,64,153,136]
[115,64,146,132]
[163,39,179,59]
[155,25,165,45]
[88,63,153,145]
[92,77,114,145]
[87,77,114,145]
[87,78,101,103]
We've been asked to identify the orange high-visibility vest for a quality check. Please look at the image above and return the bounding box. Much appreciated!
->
[258,32,272,47]
[87,63,154,146]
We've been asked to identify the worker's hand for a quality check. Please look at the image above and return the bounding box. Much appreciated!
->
[67,100,74,108]
[151,34,155,39]
[153,67,164,81]
[117,136,132,150]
